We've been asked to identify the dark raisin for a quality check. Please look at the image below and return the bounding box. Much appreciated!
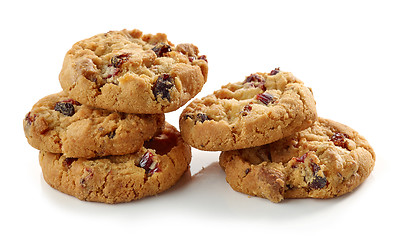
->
[256,92,274,105]
[310,162,321,174]
[295,153,308,163]
[310,176,327,189]
[25,112,36,125]
[153,74,174,101]
[106,130,116,139]
[111,53,130,68]
[244,74,265,83]
[196,113,209,123]
[269,67,280,76]
[245,168,251,175]
[54,102,75,116]
[63,158,77,168]
[197,55,208,62]
[152,43,172,57]
[184,114,194,120]
[330,133,350,149]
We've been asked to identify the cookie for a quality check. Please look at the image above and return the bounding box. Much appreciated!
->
[59,29,208,114]
[39,122,191,203]
[179,69,317,151]
[24,92,165,158]
[219,118,375,203]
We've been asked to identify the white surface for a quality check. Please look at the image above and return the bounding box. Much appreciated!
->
[1,0,394,239]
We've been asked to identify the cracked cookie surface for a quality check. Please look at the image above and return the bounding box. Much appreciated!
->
[219,118,375,202]
[59,29,208,113]
[179,69,317,151]
[39,122,191,203]
[24,92,165,158]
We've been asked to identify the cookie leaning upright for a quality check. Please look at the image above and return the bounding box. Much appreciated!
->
[59,29,208,114]
[179,69,317,151]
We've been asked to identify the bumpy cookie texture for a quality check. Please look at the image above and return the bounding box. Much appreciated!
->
[219,118,375,203]
[59,29,208,113]
[180,69,317,151]
[39,123,191,203]
[24,92,165,158]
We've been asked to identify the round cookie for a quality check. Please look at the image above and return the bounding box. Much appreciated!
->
[59,29,208,114]
[179,69,317,151]
[24,92,165,158]
[219,118,375,203]
[39,122,191,203]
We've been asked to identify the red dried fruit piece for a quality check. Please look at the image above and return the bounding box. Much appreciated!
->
[152,43,172,57]
[153,74,174,101]
[296,153,308,163]
[240,104,252,116]
[63,158,77,168]
[256,92,274,105]
[25,112,37,125]
[330,133,350,149]
[138,151,160,176]
[111,53,130,68]
[198,55,208,62]
[269,67,280,76]
[244,74,265,83]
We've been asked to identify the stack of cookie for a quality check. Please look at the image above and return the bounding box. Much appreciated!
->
[23,29,208,203]
[179,69,375,203]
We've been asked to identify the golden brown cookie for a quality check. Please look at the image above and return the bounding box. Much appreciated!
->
[24,92,165,158]
[179,69,317,151]
[59,29,208,114]
[219,118,375,203]
[39,122,191,203]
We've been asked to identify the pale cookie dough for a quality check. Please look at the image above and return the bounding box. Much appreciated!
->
[219,118,375,203]
[180,69,317,151]
[39,122,191,203]
[24,92,165,158]
[59,29,208,113]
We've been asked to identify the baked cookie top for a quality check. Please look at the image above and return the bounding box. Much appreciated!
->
[179,69,317,151]
[39,122,191,203]
[59,29,208,113]
[23,92,165,158]
[219,118,376,202]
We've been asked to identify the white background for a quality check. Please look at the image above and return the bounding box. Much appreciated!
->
[1,0,394,239]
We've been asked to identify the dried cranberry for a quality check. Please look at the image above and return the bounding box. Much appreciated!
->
[310,176,327,189]
[269,67,280,76]
[153,74,174,101]
[138,151,160,176]
[198,55,208,62]
[244,74,265,83]
[111,53,129,68]
[240,104,252,116]
[63,158,77,168]
[330,133,349,148]
[295,153,308,163]
[54,102,75,116]
[25,112,36,125]
[61,99,81,106]
[256,92,274,105]
[196,113,209,123]
[152,43,172,57]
